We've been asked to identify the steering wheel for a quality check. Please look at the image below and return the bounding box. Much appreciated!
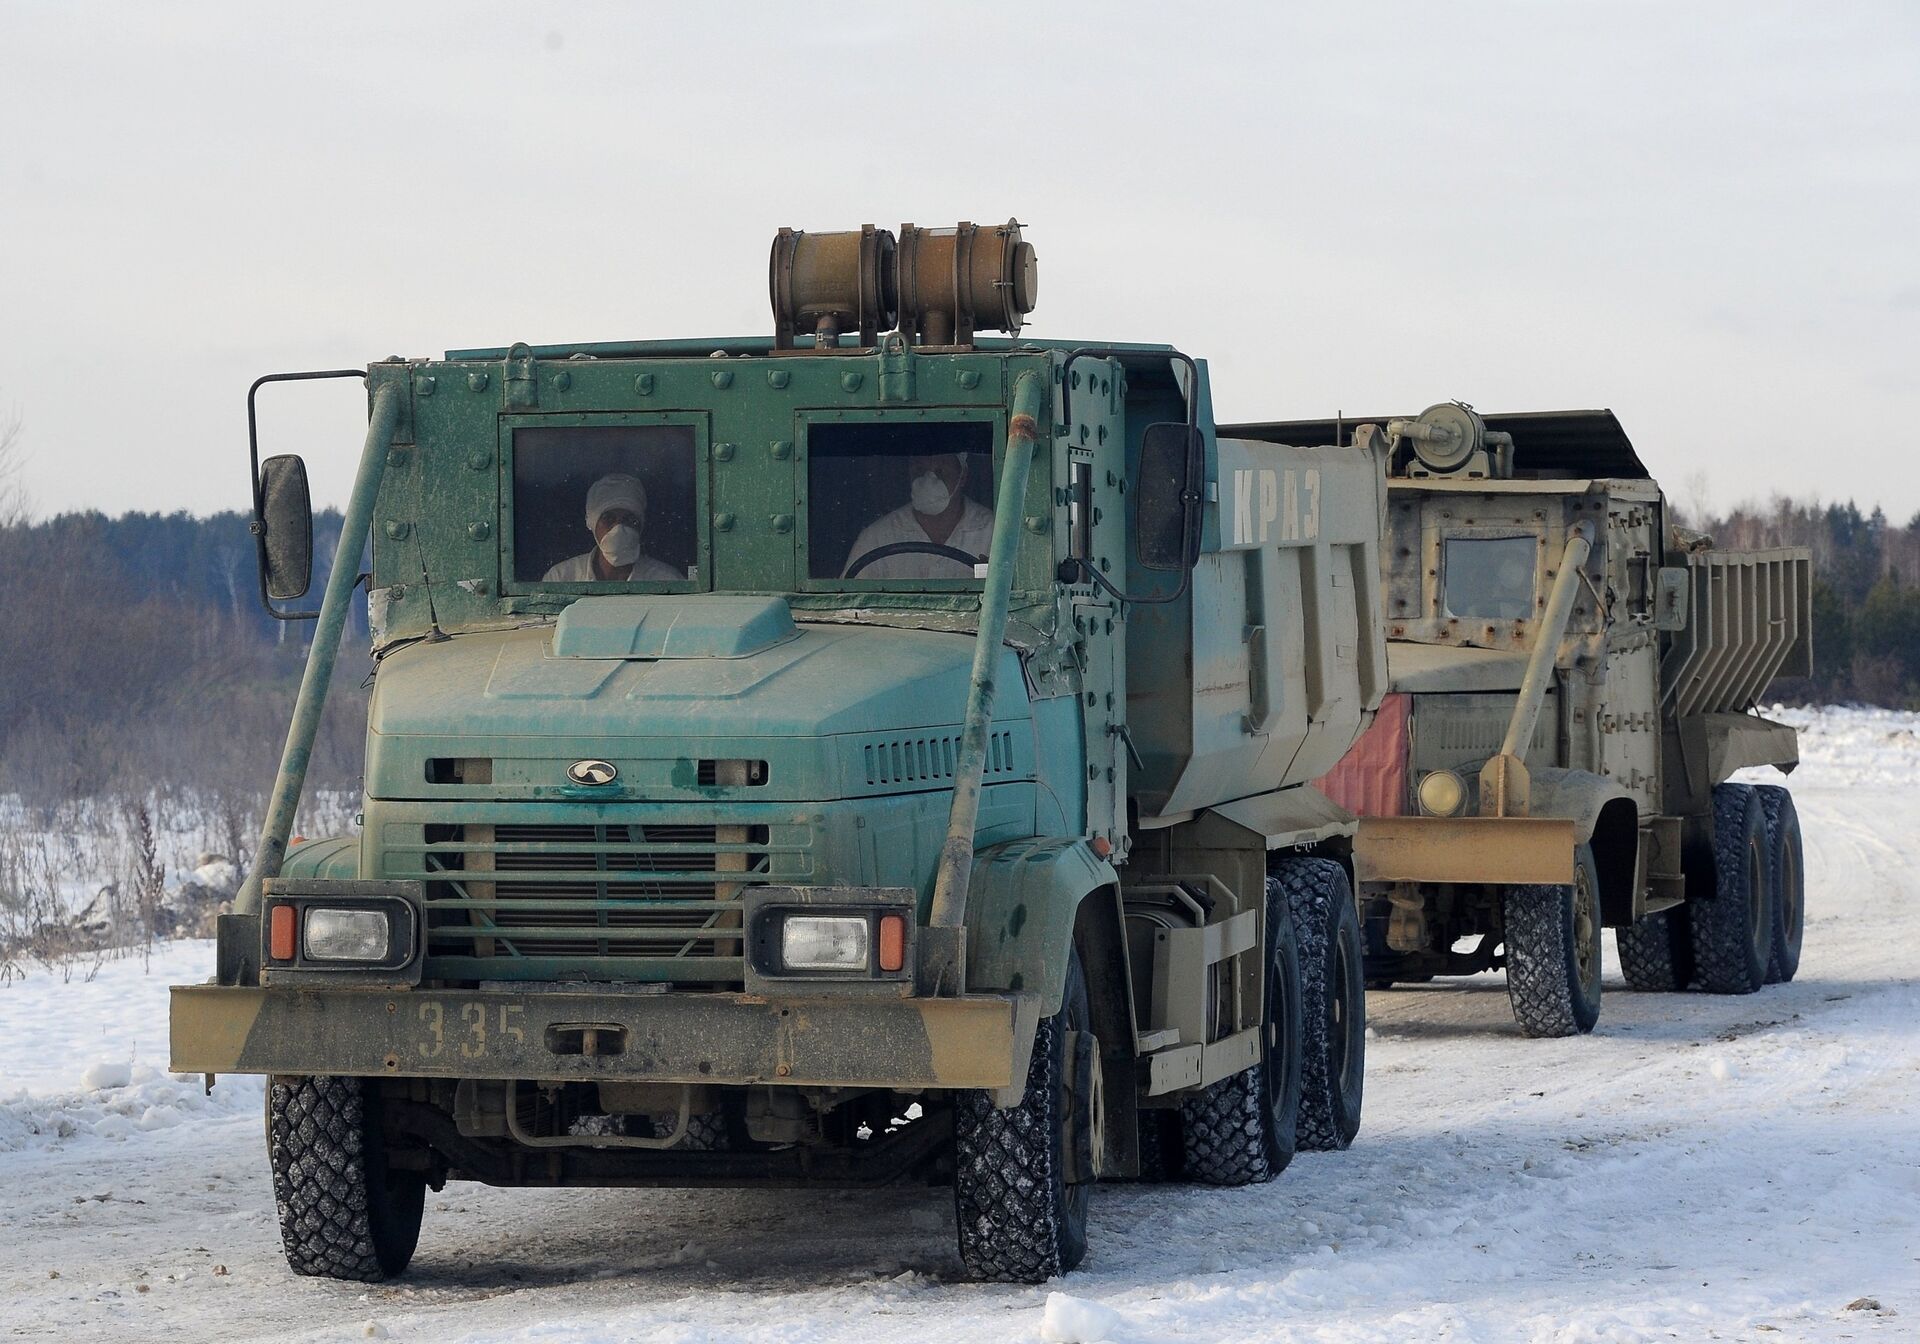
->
[843,541,985,579]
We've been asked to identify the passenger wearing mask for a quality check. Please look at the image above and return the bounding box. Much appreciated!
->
[841,452,993,580]
[543,472,683,582]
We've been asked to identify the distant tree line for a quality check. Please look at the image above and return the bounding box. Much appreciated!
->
[0,507,368,804]
[1,488,1914,809]
[1676,497,1920,708]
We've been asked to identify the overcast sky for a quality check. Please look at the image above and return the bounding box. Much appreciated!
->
[2,2,1915,522]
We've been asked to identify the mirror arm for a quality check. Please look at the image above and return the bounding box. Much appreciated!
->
[248,368,368,621]
[236,380,404,916]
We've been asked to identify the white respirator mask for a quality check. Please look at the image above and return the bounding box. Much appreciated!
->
[597,524,642,568]
[910,472,953,517]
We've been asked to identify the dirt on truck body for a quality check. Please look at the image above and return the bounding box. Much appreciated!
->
[1227,403,1811,1037]
[171,221,1390,1283]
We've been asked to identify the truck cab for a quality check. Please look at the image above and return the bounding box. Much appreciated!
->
[1230,404,1810,1038]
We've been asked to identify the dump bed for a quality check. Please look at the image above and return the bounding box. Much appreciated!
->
[1662,547,1813,716]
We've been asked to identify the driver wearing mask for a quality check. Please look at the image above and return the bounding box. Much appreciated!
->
[543,472,683,583]
[841,452,992,580]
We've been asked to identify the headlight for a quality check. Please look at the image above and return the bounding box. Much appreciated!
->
[781,915,871,971]
[1417,769,1467,817]
[304,908,392,962]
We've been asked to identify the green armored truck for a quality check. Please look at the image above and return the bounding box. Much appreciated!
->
[1228,404,1809,1038]
[171,222,1389,1282]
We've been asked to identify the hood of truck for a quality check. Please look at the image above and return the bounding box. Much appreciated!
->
[364,603,1036,803]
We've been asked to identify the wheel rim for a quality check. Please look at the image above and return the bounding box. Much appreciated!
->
[1330,932,1358,1096]
[1263,957,1290,1119]
[1781,835,1802,940]
[1747,837,1767,951]
[1573,866,1600,994]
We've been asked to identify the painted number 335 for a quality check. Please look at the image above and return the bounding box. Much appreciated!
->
[416,1001,526,1059]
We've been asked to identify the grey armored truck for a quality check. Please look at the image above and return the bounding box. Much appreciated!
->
[171,222,1389,1282]
[1228,404,1810,1037]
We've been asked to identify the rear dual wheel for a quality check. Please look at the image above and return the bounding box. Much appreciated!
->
[1755,784,1804,984]
[1279,857,1365,1151]
[1689,783,1775,995]
[1179,874,1304,1185]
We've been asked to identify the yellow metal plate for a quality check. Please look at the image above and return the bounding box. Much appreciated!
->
[1355,816,1576,885]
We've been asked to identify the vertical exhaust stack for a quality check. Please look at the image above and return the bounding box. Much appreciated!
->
[896,220,1037,347]
[768,224,898,349]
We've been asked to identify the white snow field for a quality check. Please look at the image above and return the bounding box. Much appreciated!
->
[1,706,1914,1342]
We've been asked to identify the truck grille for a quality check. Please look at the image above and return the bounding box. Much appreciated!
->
[407,820,783,981]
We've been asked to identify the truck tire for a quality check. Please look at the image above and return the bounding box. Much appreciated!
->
[1616,907,1693,991]
[1133,1108,1185,1182]
[1179,876,1302,1185]
[1502,844,1604,1037]
[268,1076,425,1282]
[953,950,1097,1282]
[1755,785,1804,984]
[1277,857,1365,1152]
[1689,783,1774,995]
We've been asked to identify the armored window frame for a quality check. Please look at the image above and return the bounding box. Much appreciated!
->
[498,412,712,597]
[794,408,1004,594]
[1440,530,1543,622]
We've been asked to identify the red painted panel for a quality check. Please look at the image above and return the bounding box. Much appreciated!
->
[1313,692,1410,818]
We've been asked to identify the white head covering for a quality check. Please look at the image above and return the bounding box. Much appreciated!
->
[585,473,647,529]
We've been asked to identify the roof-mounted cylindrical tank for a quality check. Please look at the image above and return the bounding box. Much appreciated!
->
[768,224,898,349]
[896,219,1037,347]
[1388,402,1515,479]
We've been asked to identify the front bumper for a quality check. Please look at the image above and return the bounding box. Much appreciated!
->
[1354,815,1575,885]
[170,984,1031,1093]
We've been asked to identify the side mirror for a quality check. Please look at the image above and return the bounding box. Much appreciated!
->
[1134,422,1204,572]
[1654,565,1690,631]
[259,454,314,601]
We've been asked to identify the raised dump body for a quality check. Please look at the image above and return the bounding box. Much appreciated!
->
[1227,403,1810,1039]
[171,221,1388,1286]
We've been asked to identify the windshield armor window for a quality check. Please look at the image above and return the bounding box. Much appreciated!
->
[807,421,995,582]
[512,426,698,585]
[1443,535,1537,620]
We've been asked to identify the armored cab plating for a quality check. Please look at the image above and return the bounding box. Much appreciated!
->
[1228,404,1809,1038]
[171,222,1388,1284]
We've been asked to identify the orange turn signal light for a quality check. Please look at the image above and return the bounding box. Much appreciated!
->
[877,913,906,973]
[268,904,297,961]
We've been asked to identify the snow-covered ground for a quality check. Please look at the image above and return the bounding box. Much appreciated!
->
[1,707,1914,1342]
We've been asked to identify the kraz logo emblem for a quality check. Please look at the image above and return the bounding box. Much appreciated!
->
[566,759,618,786]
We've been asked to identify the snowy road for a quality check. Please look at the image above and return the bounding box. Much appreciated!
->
[3,708,1915,1343]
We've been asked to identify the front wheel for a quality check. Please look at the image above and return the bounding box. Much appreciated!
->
[1503,844,1604,1037]
[268,1076,426,1282]
[952,951,1097,1282]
